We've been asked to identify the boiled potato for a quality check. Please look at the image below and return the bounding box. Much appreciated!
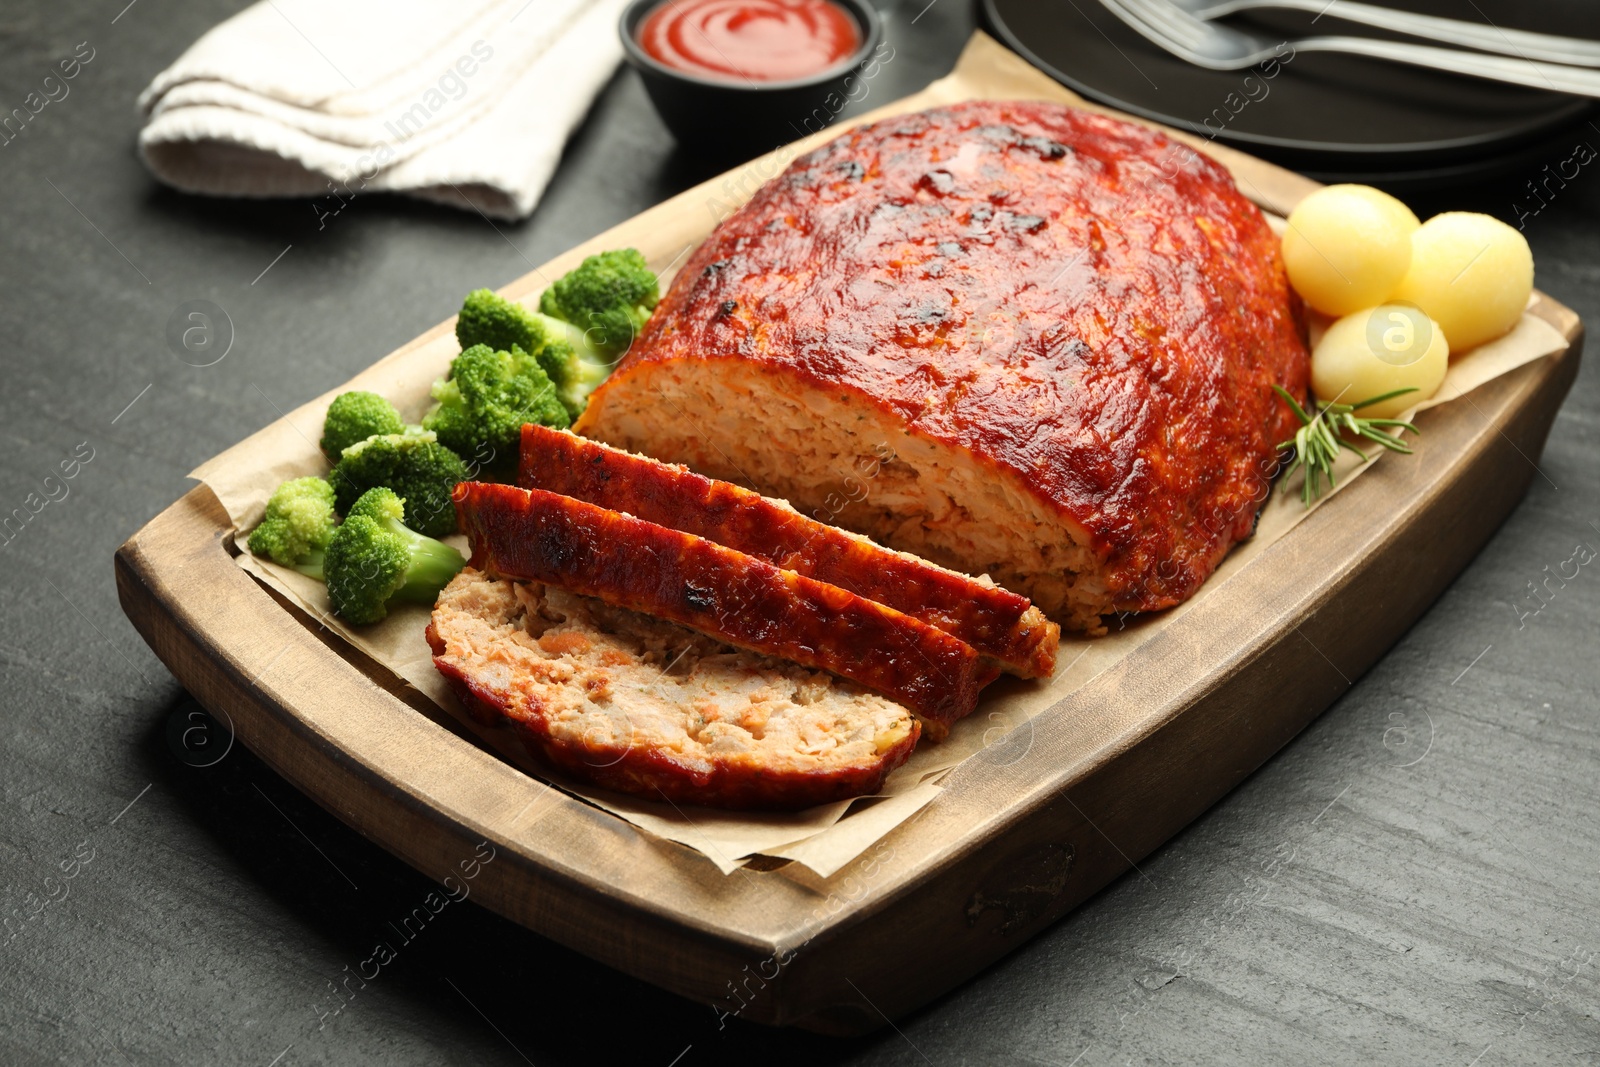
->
[1311,303,1448,417]
[1283,185,1420,317]
[1390,212,1533,353]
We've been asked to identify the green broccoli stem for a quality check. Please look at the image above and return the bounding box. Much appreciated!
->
[533,312,620,415]
[382,519,465,601]
[574,350,613,388]
[535,313,610,367]
[294,550,327,582]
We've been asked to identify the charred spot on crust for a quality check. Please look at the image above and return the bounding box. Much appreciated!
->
[835,160,866,180]
[973,124,1070,161]
[533,527,578,570]
[1021,135,1071,160]
[683,583,717,613]
[917,170,957,196]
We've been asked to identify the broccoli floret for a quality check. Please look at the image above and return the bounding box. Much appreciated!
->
[323,488,465,624]
[421,342,568,464]
[456,288,549,356]
[320,391,406,462]
[247,477,337,578]
[455,288,584,417]
[536,249,660,418]
[537,248,659,361]
[329,431,467,538]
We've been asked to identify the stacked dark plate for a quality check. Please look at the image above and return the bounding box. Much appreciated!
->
[983,0,1600,187]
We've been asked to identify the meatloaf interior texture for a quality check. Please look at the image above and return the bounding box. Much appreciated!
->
[429,569,919,810]
[577,101,1311,632]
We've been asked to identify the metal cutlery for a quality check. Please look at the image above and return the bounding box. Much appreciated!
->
[1172,0,1600,68]
[1100,0,1600,97]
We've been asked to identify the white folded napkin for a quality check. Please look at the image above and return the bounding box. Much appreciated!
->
[139,0,632,220]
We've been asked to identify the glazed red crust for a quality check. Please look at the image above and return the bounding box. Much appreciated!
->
[518,424,1059,677]
[454,481,997,732]
[584,101,1310,611]
[426,619,920,810]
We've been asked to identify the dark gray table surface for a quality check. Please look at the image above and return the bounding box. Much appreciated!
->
[2,0,1597,1064]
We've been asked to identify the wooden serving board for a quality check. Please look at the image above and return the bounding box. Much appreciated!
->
[115,49,1582,1035]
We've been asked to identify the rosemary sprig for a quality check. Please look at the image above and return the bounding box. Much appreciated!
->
[1272,385,1421,507]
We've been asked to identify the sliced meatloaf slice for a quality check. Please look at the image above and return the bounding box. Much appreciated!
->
[518,424,1059,678]
[454,481,997,737]
[429,569,919,809]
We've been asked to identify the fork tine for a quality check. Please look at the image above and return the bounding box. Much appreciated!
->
[1108,0,1600,90]
[1097,0,1182,52]
[1126,0,1209,46]
[1124,0,1212,32]
[1116,0,1214,50]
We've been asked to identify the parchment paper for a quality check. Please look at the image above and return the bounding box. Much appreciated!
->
[196,32,1571,878]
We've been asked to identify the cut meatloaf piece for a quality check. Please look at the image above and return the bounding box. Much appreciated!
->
[575,101,1311,633]
[454,481,996,737]
[428,568,919,809]
[518,424,1060,678]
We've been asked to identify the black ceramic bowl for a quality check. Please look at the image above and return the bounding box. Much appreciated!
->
[619,0,884,158]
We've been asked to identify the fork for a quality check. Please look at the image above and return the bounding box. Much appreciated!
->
[1100,0,1600,97]
[1172,0,1600,67]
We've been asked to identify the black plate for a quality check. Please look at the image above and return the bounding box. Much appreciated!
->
[982,0,1598,183]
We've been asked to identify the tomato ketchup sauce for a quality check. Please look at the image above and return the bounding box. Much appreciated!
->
[636,0,862,83]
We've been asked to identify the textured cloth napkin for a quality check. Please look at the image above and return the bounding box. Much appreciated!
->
[138,0,630,220]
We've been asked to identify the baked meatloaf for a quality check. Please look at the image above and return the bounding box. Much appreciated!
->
[454,481,996,736]
[518,424,1059,678]
[576,101,1310,631]
[429,569,919,810]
